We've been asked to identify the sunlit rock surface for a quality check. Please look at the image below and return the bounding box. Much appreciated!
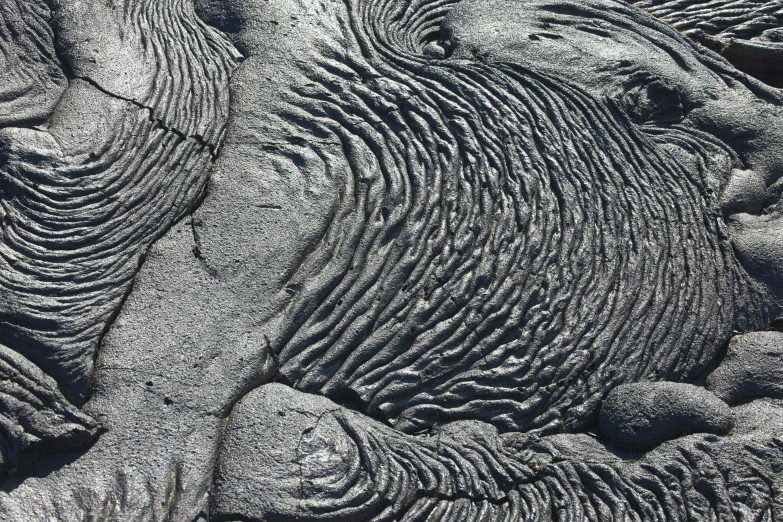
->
[1,1,783,520]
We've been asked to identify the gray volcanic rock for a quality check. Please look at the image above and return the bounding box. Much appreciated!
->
[635,0,783,41]
[0,344,100,473]
[599,382,735,451]
[732,398,783,434]
[707,331,783,404]
[212,383,536,521]
[183,0,779,443]
[214,384,783,522]
[2,0,783,521]
[729,213,783,305]
[633,0,783,87]
[721,168,767,215]
[0,0,66,127]
[0,0,239,406]
[212,384,368,521]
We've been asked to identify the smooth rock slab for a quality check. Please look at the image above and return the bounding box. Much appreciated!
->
[599,382,734,451]
[707,331,783,404]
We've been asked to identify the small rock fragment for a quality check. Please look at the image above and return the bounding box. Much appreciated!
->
[423,40,447,59]
[706,331,783,404]
[599,382,734,451]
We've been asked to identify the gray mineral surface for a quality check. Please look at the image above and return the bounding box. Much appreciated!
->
[598,381,735,451]
[707,329,783,403]
[2,0,783,520]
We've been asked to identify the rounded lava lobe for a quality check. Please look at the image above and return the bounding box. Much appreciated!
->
[422,40,447,59]
[721,169,767,216]
[188,0,346,301]
[707,330,783,404]
[599,382,734,451]
[212,384,360,521]
[680,94,783,314]
[687,93,783,186]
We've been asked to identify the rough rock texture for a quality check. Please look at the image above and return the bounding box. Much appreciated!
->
[0,0,66,127]
[707,330,783,403]
[0,0,239,405]
[212,384,783,522]
[721,168,767,215]
[599,382,735,451]
[732,397,783,434]
[0,344,100,473]
[191,0,775,439]
[634,0,783,86]
[635,0,783,40]
[0,0,783,521]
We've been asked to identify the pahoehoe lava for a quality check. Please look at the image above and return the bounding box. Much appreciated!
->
[0,0,239,404]
[3,1,783,520]
[0,0,66,127]
[259,0,771,435]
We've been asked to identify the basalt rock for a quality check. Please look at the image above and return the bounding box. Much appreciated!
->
[213,384,782,522]
[635,0,783,87]
[1,1,783,521]
[0,344,100,473]
[599,382,735,451]
[732,397,783,434]
[0,0,239,406]
[707,330,783,404]
[0,0,66,127]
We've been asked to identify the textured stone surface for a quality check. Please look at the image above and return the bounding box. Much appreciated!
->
[707,330,783,403]
[0,0,783,521]
[0,344,100,473]
[0,0,239,406]
[732,397,783,433]
[599,382,735,451]
[184,0,777,440]
[0,0,66,127]
[637,0,783,40]
[635,0,783,86]
[213,383,783,522]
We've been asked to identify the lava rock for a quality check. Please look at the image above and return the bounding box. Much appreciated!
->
[0,344,102,472]
[599,382,734,451]
[539,433,636,464]
[728,213,783,305]
[721,168,766,215]
[0,0,67,126]
[212,383,358,521]
[706,331,783,404]
[731,398,783,435]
